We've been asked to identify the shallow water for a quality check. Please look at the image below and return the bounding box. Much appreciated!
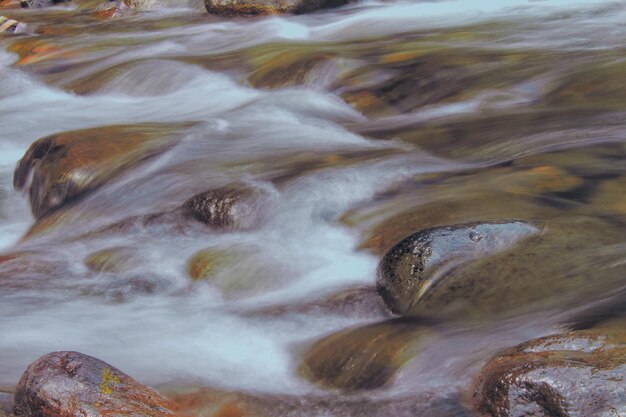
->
[0,0,625,413]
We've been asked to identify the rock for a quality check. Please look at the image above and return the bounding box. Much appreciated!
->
[84,247,138,273]
[0,16,26,34]
[592,176,626,218]
[92,0,134,18]
[14,124,179,219]
[14,351,176,417]
[298,320,431,391]
[204,0,351,16]
[249,286,390,319]
[19,0,66,7]
[181,184,263,230]
[472,328,626,417]
[186,246,287,297]
[376,221,539,316]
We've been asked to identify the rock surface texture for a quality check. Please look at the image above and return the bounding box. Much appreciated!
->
[472,329,626,417]
[14,351,177,417]
[14,124,178,219]
[204,0,351,16]
[376,221,539,316]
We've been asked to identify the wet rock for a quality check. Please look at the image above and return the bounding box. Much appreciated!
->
[92,0,134,18]
[14,351,176,417]
[14,124,179,219]
[204,0,351,16]
[18,0,62,7]
[84,246,138,273]
[181,184,263,230]
[376,221,539,316]
[592,176,626,218]
[166,387,267,417]
[298,320,431,391]
[186,246,287,297]
[249,286,390,319]
[0,16,26,34]
[472,329,626,417]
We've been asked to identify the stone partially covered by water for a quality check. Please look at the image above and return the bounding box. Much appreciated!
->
[376,221,539,317]
[471,324,626,417]
[182,183,265,230]
[298,319,431,391]
[204,0,351,16]
[13,124,180,219]
[14,351,176,417]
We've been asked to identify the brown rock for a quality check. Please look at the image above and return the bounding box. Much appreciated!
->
[472,329,626,417]
[84,247,138,273]
[298,320,431,391]
[249,286,390,319]
[204,0,351,16]
[14,124,180,219]
[14,351,177,417]
[181,184,262,230]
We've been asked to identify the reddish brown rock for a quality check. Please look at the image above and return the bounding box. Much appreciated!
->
[472,330,626,417]
[14,124,180,219]
[14,351,177,417]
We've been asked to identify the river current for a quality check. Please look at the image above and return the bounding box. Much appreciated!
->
[0,0,625,413]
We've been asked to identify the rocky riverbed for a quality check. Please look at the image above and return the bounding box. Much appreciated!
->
[0,0,625,416]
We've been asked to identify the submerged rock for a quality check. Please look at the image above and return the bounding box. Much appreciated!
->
[182,183,263,230]
[14,124,179,219]
[204,0,351,16]
[472,328,626,417]
[250,286,390,319]
[186,245,288,297]
[376,221,539,317]
[84,247,138,273]
[0,16,26,34]
[298,320,431,391]
[14,351,176,417]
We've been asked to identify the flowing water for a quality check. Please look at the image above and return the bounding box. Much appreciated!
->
[0,0,625,414]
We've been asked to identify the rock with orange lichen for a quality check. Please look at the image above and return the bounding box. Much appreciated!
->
[204,0,351,16]
[472,327,626,417]
[14,351,177,417]
[14,124,180,219]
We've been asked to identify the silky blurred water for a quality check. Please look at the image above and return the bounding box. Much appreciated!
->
[0,0,624,410]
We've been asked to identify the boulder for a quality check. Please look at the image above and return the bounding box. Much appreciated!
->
[14,351,176,417]
[472,328,626,417]
[204,0,351,16]
[376,221,539,316]
[14,124,179,219]
[298,320,431,391]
